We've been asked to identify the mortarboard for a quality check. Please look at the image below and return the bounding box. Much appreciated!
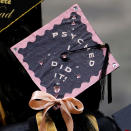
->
[11,4,120,131]
[11,4,119,100]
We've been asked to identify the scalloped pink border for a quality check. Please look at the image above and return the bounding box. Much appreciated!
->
[10,4,119,98]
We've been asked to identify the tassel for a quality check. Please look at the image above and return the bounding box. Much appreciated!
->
[100,43,112,104]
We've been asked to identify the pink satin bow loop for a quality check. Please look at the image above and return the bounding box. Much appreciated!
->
[29,91,84,131]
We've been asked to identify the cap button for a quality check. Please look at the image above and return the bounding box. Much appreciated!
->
[60,52,69,61]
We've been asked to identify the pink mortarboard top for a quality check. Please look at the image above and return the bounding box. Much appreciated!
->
[11,4,119,100]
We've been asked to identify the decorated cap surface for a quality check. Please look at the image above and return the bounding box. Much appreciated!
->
[11,4,119,98]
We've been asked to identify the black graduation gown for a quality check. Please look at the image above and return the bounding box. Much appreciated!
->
[0,4,42,125]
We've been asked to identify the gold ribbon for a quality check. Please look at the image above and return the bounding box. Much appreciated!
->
[29,91,84,131]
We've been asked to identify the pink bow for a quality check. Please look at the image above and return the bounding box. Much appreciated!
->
[29,91,84,131]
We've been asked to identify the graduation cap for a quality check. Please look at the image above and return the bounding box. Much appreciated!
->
[0,0,43,32]
[10,4,120,131]
[11,4,119,102]
[112,104,131,131]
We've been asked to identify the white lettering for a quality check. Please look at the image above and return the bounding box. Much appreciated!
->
[78,39,84,45]
[89,53,95,58]
[89,60,95,67]
[67,45,71,50]
[71,33,76,39]
[62,32,67,37]
[84,44,88,48]
[63,77,68,82]
[59,74,65,79]
[51,61,58,66]
[52,32,58,38]
[65,67,72,73]
[60,65,63,69]
[54,73,57,78]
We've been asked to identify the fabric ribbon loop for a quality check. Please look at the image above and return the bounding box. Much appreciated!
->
[29,91,84,131]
